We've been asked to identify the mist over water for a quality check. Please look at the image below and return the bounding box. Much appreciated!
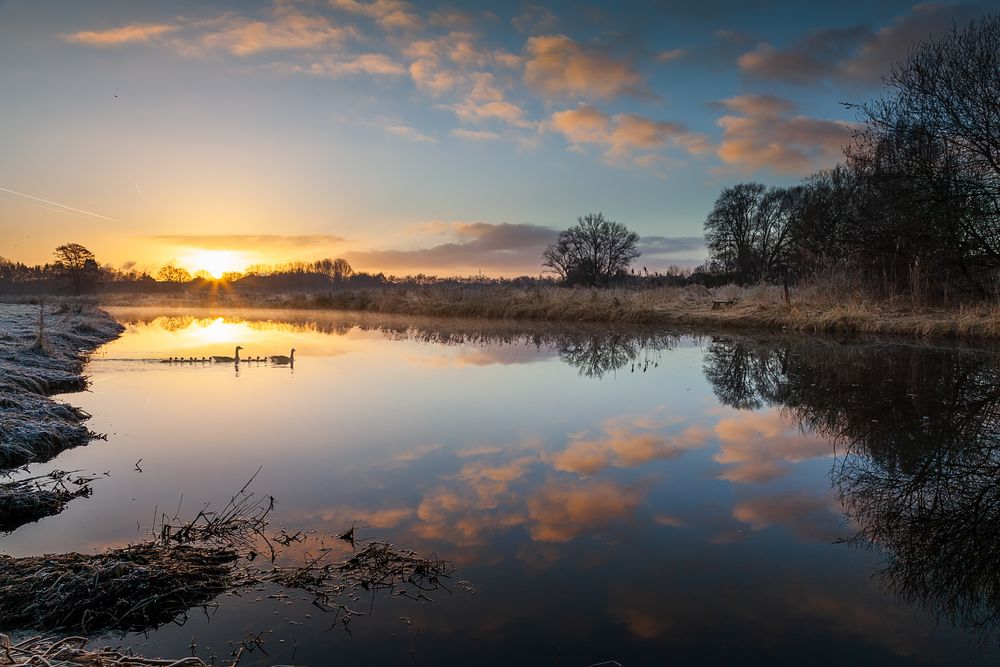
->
[5,308,999,665]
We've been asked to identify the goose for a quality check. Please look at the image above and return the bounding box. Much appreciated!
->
[269,348,295,365]
[211,346,243,363]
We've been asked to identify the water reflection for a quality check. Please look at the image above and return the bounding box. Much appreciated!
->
[4,310,1000,663]
[703,336,1000,641]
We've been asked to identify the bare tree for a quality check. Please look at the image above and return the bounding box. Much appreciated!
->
[53,243,100,294]
[157,264,192,283]
[704,184,797,283]
[542,213,640,286]
[851,15,1000,292]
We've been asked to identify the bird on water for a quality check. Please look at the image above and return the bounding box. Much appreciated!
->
[212,346,243,363]
[269,348,295,365]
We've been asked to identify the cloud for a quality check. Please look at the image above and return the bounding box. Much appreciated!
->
[191,5,355,56]
[451,128,501,141]
[732,491,847,542]
[64,23,178,46]
[655,48,688,63]
[715,95,854,174]
[451,455,538,509]
[548,413,709,476]
[66,4,356,56]
[294,53,406,77]
[444,72,535,131]
[713,409,834,483]
[739,3,979,86]
[523,35,645,100]
[549,104,710,167]
[384,123,437,142]
[346,222,558,273]
[329,0,421,31]
[149,234,348,251]
[526,480,646,542]
[638,236,705,257]
[405,36,466,95]
[512,5,558,35]
[304,505,414,527]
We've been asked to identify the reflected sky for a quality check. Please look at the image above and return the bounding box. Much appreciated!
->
[1,308,996,665]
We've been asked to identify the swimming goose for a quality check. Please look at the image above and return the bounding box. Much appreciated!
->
[269,348,295,365]
[212,346,243,363]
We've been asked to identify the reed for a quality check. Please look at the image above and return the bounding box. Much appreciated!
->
[271,282,1000,341]
[0,635,211,667]
[85,276,1000,340]
[0,470,96,534]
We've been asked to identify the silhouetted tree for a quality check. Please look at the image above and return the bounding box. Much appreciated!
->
[704,183,799,284]
[53,243,100,294]
[851,15,1000,293]
[542,213,640,286]
[157,265,192,283]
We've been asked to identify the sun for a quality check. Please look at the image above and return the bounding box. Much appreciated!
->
[185,250,246,279]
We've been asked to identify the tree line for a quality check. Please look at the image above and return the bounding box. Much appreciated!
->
[704,16,1000,299]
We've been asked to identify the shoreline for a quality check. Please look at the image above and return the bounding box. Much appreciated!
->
[80,285,1000,342]
[6,284,1000,343]
[0,303,124,471]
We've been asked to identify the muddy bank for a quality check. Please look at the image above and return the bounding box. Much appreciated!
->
[0,303,123,470]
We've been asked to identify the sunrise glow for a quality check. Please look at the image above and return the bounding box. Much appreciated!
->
[182,250,247,279]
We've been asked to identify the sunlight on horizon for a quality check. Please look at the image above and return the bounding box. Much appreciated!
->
[181,249,248,279]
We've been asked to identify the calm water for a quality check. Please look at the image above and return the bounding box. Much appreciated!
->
[4,307,1000,665]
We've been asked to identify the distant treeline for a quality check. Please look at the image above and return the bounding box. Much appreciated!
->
[0,246,708,296]
[703,16,1000,300]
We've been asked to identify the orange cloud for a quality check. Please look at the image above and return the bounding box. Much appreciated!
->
[68,5,355,56]
[713,409,834,483]
[549,104,710,167]
[330,0,421,31]
[195,5,354,56]
[715,95,854,174]
[526,480,646,542]
[732,491,846,542]
[405,37,465,95]
[523,35,644,99]
[303,505,414,528]
[452,455,538,509]
[296,53,406,77]
[64,23,178,46]
[384,123,437,143]
[549,413,709,476]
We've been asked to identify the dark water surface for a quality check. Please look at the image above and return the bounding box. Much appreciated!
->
[4,307,1000,665]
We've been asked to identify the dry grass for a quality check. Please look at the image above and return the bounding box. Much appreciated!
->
[0,470,96,534]
[281,283,1000,341]
[0,304,124,470]
[0,544,239,634]
[0,635,211,667]
[86,278,1000,340]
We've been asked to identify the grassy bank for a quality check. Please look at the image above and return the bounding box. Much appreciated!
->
[82,282,1000,341]
[0,303,124,471]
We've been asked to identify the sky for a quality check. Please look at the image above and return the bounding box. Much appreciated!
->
[0,0,994,277]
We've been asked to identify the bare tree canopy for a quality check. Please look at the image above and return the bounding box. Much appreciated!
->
[844,14,1000,293]
[542,213,640,286]
[53,243,100,294]
[699,16,1000,298]
[703,183,798,284]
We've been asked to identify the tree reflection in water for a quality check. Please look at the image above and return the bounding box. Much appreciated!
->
[703,336,1000,640]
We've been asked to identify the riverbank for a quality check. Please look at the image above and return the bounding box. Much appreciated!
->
[0,303,124,470]
[60,283,1000,341]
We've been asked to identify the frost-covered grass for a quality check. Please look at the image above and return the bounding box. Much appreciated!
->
[0,303,123,471]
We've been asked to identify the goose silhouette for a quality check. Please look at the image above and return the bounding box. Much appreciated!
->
[212,346,243,363]
[269,348,295,365]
